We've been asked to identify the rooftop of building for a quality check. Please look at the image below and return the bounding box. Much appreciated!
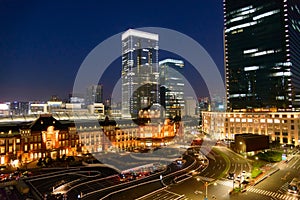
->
[0,115,119,135]
[121,29,159,41]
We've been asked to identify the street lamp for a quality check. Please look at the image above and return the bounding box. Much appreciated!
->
[196,177,211,200]
[204,182,208,199]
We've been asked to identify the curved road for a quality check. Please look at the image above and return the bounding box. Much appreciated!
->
[140,146,252,200]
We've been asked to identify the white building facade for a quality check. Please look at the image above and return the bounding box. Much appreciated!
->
[202,111,300,146]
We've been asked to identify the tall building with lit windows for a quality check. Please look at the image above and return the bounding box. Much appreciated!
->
[121,29,159,118]
[201,0,300,147]
[224,0,300,111]
[86,84,103,106]
[159,59,184,119]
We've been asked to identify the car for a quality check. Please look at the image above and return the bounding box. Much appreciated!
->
[227,172,235,180]
[21,171,33,178]
[235,175,241,181]
[118,173,127,182]
[0,166,7,171]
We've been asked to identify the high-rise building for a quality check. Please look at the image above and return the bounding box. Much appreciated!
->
[121,29,159,118]
[224,0,300,111]
[184,96,197,117]
[201,0,300,145]
[86,84,103,106]
[10,101,29,115]
[159,59,184,118]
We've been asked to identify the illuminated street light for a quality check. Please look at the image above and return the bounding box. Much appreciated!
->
[196,177,215,200]
[205,182,208,199]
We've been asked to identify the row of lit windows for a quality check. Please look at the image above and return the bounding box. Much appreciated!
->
[116,139,135,143]
[0,145,20,154]
[228,118,294,123]
[25,143,42,151]
[227,126,291,133]
[221,113,297,118]
[226,123,293,130]
[0,138,21,145]
[59,140,74,146]
[21,130,30,134]
[80,137,112,144]
[205,114,255,119]
[22,134,76,143]
[58,133,76,140]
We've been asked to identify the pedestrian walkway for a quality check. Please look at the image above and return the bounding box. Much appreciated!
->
[246,186,298,200]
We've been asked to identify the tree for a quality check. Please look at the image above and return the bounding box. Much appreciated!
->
[37,158,43,167]
[62,154,66,161]
[45,156,53,167]
[65,156,75,168]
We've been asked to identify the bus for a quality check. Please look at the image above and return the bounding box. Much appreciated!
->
[191,138,203,146]
[288,178,300,194]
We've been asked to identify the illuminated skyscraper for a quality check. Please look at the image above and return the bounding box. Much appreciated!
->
[86,84,103,106]
[159,59,184,118]
[224,0,300,111]
[121,29,159,118]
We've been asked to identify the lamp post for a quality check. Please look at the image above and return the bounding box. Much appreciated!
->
[205,181,208,199]
[196,177,213,200]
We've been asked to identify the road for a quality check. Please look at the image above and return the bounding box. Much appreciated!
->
[82,154,201,200]
[245,154,300,200]
[140,149,300,200]
[220,154,300,200]
[26,146,299,200]
[99,147,250,200]
[164,146,250,200]
[24,150,199,200]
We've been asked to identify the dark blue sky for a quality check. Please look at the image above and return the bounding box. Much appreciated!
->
[0,0,224,102]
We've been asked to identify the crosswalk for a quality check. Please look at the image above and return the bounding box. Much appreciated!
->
[246,186,298,200]
[278,182,289,194]
[216,179,298,200]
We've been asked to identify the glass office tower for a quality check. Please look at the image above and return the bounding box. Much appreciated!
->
[121,29,159,118]
[86,84,103,105]
[224,0,300,111]
[159,59,185,119]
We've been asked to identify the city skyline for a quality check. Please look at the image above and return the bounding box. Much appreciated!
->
[0,1,300,200]
[0,0,224,102]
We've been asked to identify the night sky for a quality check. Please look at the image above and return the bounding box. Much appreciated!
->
[0,0,224,102]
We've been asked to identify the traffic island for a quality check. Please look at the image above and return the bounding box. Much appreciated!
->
[229,186,248,195]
